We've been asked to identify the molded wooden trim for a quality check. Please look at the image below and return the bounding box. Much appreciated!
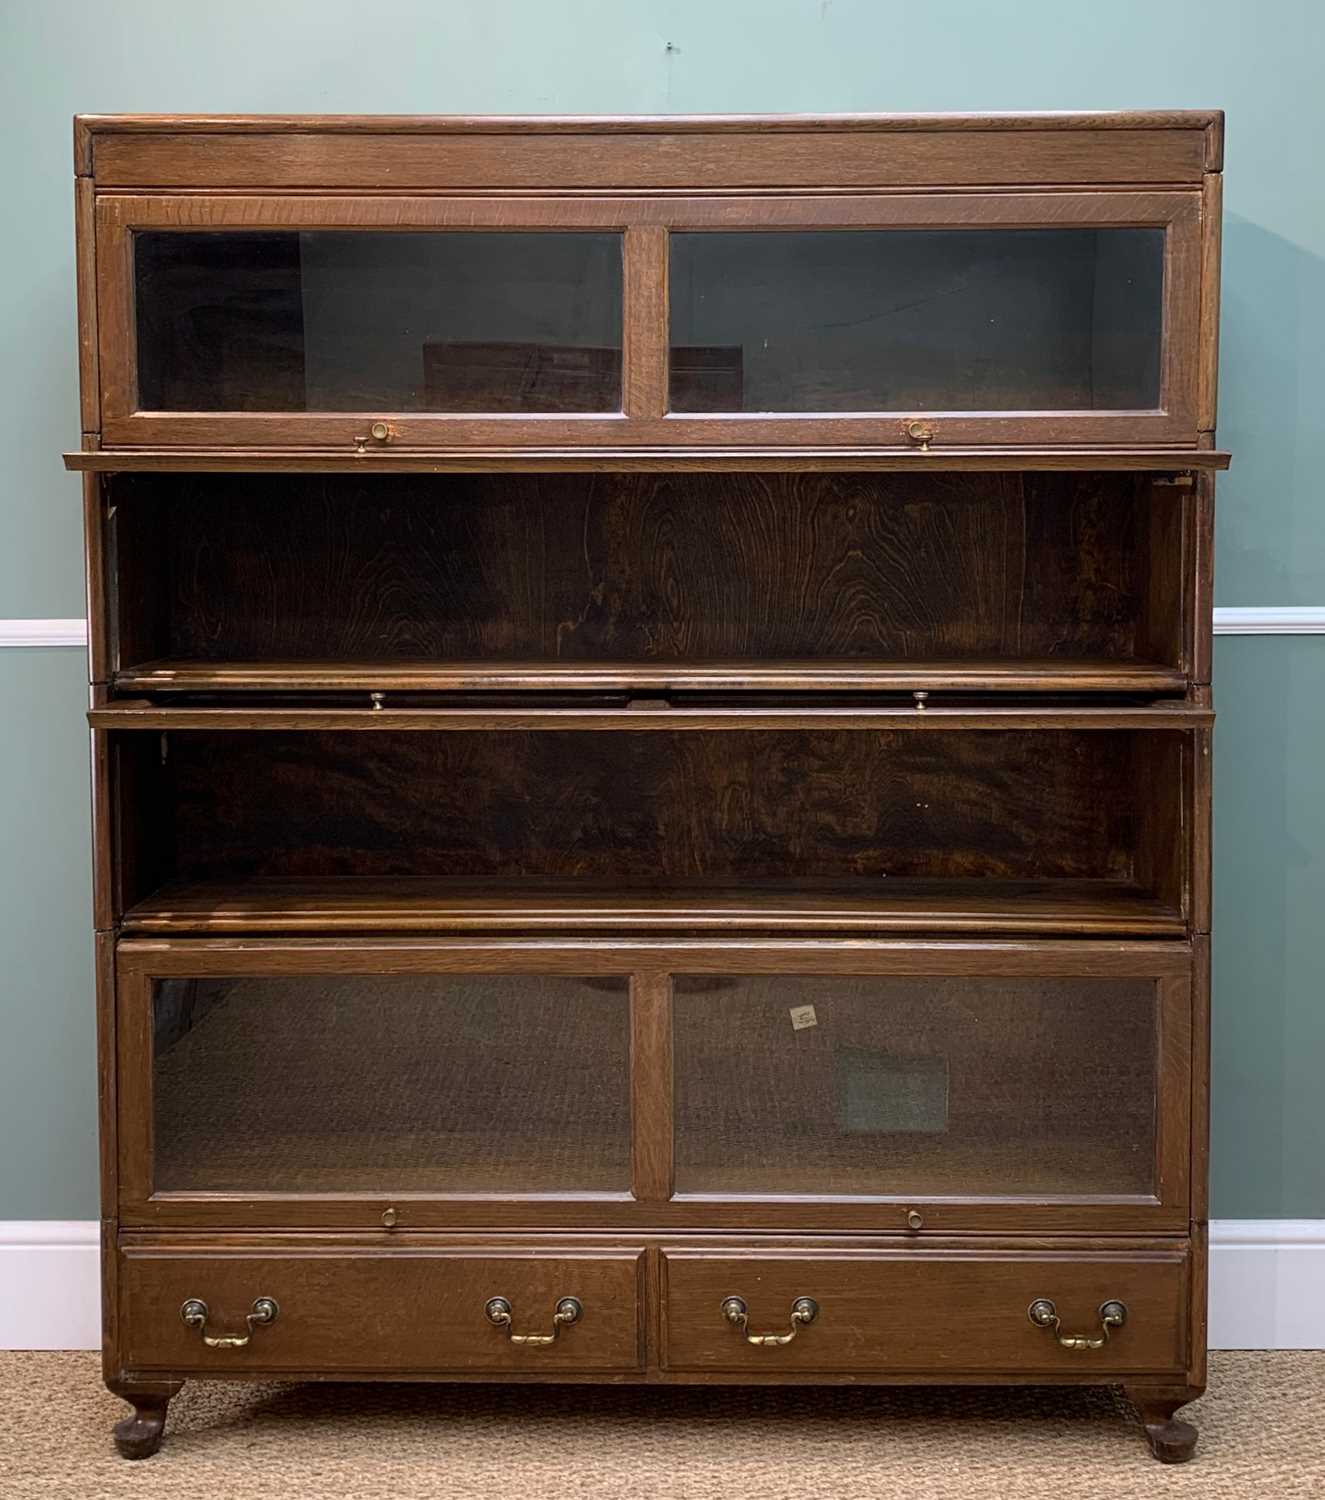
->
[62,447,1233,474]
[86,701,1215,731]
[76,111,1226,136]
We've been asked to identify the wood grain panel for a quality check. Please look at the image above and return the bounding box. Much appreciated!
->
[92,129,1208,192]
[154,728,1161,888]
[105,471,1157,671]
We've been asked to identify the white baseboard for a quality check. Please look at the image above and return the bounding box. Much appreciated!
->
[2,1219,1322,1351]
[1207,1220,1325,1349]
[0,1222,101,1350]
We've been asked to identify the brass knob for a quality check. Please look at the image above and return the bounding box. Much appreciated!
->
[381,1207,398,1229]
[903,419,935,450]
[353,422,393,453]
[906,1209,924,1232]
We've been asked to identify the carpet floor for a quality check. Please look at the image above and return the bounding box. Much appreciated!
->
[1,1351,1321,1499]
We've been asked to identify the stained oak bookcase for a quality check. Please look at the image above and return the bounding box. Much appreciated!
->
[66,111,1225,1463]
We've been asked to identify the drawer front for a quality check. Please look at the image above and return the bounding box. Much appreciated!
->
[120,1250,644,1374]
[662,1250,1187,1375]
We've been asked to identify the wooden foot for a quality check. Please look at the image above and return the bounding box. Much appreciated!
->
[1125,1386,1200,1464]
[108,1382,182,1460]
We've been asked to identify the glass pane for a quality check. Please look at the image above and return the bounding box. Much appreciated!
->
[673,975,1155,1196]
[669,229,1164,412]
[152,974,630,1192]
[134,231,623,412]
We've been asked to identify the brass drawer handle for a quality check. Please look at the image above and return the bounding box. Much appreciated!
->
[721,1295,819,1346]
[485,1295,582,1346]
[180,1296,278,1349]
[1028,1298,1127,1350]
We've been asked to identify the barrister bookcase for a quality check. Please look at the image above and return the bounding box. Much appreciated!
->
[66,110,1225,1462]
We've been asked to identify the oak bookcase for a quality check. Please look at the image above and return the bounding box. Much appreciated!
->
[66,110,1224,1462]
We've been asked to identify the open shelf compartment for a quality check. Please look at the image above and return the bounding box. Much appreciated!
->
[107,722,1195,938]
[103,469,1195,697]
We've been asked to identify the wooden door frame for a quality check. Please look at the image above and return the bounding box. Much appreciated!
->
[114,936,1193,1235]
[95,189,1202,451]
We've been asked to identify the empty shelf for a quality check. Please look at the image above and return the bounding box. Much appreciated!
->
[123,877,1186,937]
[115,657,1188,696]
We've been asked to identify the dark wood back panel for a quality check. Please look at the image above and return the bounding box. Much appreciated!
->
[109,470,1163,668]
[132,727,1173,888]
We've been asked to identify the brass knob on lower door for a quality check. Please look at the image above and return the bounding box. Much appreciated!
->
[721,1295,819,1346]
[353,421,393,453]
[903,419,935,450]
[1028,1298,1127,1350]
[485,1295,582,1346]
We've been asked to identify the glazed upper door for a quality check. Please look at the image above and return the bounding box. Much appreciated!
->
[94,191,1202,450]
[115,938,1192,1234]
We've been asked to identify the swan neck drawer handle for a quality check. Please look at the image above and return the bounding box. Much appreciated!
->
[1028,1298,1127,1350]
[721,1295,819,1346]
[485,1296,582,1346]
[180,1296,278,1349]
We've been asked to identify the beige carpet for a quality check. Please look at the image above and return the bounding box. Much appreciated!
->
[1,1351,1321,1499]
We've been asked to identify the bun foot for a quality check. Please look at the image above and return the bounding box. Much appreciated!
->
[1125,1386,1200,1463]
[1141,1414,1199,1463]
[108,1384,180,1460]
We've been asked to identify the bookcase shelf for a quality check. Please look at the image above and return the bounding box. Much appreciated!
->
[123,875,1185,938]
[113,656,1188,698]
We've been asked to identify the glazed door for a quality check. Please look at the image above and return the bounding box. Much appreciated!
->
[663,194,1199,447]
[95,190,1201,450]
[116,945,636,1228]
[95,195,635,448]
[671,970,1188,1217]
[116,939,1191,1233]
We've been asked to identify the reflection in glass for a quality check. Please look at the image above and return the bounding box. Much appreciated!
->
[669,229,1164,413]
[673,975,1156,1196]
[134,231,624,412]
[152,974,630,1192]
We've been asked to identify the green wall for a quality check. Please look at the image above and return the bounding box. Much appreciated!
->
[0,0,1321,1217]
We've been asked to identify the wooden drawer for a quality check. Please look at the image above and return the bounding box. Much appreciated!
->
[661,1249,1188,1375]
[119,1248,645,1375]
